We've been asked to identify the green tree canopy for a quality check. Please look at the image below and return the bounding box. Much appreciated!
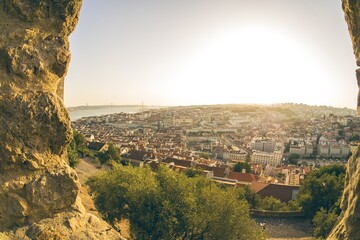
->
[199,152,210,159]
[312,208,339,238]
[288,153,300,165]
[87,164,265,240]
[67,135,79,168]
[297,164,345,218]
[233,162,251,173]
[348,134,360,142]
[73,130,87,146]
[96,143,121,164]
[184,167,204,178]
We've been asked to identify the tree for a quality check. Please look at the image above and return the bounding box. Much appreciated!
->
[233,162,251,173]
[348,134,360,142]
[297,164,345,218]
[67,136,79,168]
[74,130,87,147]
[96,143,121,164]
[312,208,339,238]
[338,130,345,137]
[257,196,287,211]
[87,164,265,240]
[67,131,94,168]
[288,153,300,165]
[184,167,204,178]
[243,186,260,209]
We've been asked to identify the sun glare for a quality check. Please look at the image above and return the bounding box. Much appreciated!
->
[168,25,334,106]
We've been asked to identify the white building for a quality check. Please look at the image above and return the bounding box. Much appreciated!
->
[329,143,341,157]
[305,142,313,156]
[219,148,248,162]
[289,144,306,156]
[251,137,276,153]
[251,148,283,166]
[318,142,330,157]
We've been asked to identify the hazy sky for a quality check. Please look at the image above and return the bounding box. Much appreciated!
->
[65,0,357,109]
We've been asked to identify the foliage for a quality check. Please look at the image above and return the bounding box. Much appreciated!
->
[348,134,360,142]
[297,164,345,218]
[87,164,265,240]
[288,153,300,165]
[96,143,121,164]
[67,136,79,168]
[67,130,95,168]
[256,197,299,211]
[234,186,300,211]
[296,165,345,238]
[337,130,345,137]
[312,208,339,239]
[238,186,261,209]
[199,152,210,159]
[233,162,251,173]
[74,130,87,146]
[184,167,204,178]
[120,158,130,166]
[73,131,94,157]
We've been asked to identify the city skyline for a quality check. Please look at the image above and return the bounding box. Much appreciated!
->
[65,0,357,109]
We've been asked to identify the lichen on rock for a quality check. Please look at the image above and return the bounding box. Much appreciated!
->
[0,0,122,238]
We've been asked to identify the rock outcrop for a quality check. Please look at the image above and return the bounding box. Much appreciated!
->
[329,1,360,239]
[0,1,122,239]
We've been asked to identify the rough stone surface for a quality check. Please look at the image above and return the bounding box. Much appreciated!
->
[341,0,360,113]
[329,1,360,239]
[329,147,360,239]
[342,0,360,66]
[0,1,122,239]
[0,211,122,240]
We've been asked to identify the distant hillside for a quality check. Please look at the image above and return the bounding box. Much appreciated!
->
[68,105,143,111]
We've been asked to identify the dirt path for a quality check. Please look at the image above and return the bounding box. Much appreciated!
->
[75,158,131,238]
[75,157,102,217]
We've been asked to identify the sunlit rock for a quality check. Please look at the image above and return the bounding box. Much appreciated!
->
[0,0,122,238]
[329,1,360,239]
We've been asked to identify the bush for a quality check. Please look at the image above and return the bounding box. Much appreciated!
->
[296,165,345,238]
[87,164,265,240]
[96,143,121,164]
[67,130,93,168]
[313,208,339,238]
[297,165,345,217]
[233,162,251,173]
[67,135,79,168]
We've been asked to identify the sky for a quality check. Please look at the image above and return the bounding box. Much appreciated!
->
[65,0,358,109]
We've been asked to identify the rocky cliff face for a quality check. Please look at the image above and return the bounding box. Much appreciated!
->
[329,1,360,239]
[0,1,121,239]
